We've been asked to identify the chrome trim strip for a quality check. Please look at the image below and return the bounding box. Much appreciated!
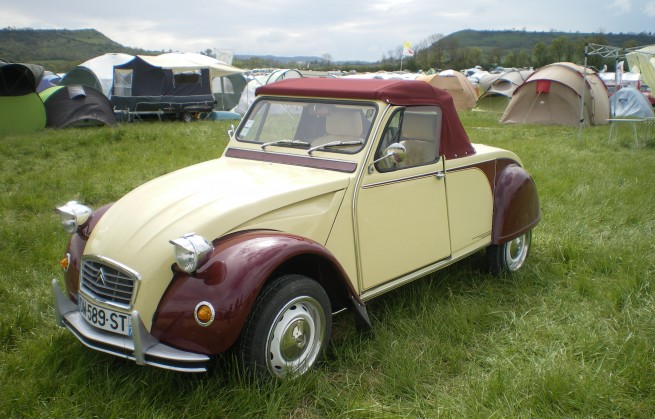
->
[52,279,209,373]
[361,170,444,189]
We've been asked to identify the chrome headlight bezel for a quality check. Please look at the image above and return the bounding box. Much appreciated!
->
[169,233,214,273]
[55,201,93,234]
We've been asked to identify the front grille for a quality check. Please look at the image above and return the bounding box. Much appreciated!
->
[80,257,139,308]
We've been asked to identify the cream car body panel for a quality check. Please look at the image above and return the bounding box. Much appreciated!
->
[84,157,351,327]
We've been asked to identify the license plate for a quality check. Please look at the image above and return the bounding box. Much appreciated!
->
[78,294,132,337]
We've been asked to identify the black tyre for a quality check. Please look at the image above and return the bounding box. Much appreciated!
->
[182,112,193,122]
[487,230,532,274]
[239,274,332,378]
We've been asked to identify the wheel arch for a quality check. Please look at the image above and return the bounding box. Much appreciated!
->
[491,162,541,245]
[151,230,365,355]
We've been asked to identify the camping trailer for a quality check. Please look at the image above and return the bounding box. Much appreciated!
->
[110,54,244,122]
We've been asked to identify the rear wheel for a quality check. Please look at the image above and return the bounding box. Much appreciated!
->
[487,230,531,274]
[239,274,331,378]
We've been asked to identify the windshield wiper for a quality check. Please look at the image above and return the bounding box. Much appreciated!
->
[260,139,310,150]
[308,139,364,155]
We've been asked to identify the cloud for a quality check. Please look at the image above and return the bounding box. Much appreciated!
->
[606,0,632,12]
[646,0,655,16]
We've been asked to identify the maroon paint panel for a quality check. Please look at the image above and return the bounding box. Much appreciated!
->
[492,164,541,243]
[62,204,113,301]
[151,230,358,356]
[225,147,358,173]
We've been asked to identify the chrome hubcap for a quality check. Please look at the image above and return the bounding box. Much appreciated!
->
[267,296,325,377]
[505,233,529,271]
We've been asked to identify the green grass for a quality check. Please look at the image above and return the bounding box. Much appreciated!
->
[1,115,655,417]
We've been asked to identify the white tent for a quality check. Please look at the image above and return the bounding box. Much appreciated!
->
[140,53,245,79]
[77,53,135,97]
[609,86,655,118]
[627,45,655,89]
[232,69,302,115]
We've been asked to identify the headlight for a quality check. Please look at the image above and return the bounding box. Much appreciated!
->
[169,233,213,273]
[55,201,93,234]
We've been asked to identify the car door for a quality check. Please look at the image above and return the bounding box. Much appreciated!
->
[356,107,451,291]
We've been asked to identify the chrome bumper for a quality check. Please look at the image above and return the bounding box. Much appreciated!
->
[52,279,209,373]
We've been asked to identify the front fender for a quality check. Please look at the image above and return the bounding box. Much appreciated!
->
[492,164,541,244]
[151,230,361,355]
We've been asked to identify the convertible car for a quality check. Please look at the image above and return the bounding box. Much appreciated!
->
[53,78,540,378]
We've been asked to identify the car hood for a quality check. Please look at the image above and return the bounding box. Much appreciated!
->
[84,155,351,283]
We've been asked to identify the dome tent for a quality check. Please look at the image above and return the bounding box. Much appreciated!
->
[474,69,533,113]
[39,85,116,128]
[64,53,135,98]
[609,86,654,118]
[0,61,46,135]
[232,69,303,115]
[501,62,609,126]
[417,70,478,110]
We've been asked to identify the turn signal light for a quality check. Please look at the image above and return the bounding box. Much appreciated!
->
[194,302,215,327]
[60,254,70,272]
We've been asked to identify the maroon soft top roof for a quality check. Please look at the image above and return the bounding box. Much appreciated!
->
[256,78,475,159]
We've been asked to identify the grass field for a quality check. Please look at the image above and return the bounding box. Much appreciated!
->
[1,114,654,418]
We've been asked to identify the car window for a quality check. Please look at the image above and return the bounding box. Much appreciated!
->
[375,106,442,171]
[237,99,376,154]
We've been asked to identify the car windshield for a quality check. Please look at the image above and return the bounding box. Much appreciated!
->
[236,99,377,154]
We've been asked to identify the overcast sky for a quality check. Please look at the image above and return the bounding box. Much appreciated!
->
[3,0,655,62]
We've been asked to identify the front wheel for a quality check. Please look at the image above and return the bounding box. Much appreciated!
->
[487,230,532,274]
[238,274,332,378]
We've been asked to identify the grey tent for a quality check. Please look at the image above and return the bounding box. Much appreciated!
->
[39,85,116,128]
[60,67,104,94]
[609,86,654,118]
[474,69,533,113]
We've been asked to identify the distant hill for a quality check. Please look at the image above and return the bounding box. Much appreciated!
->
[440,29,655,52]
[407,29,655,71]
[0,28,158,72]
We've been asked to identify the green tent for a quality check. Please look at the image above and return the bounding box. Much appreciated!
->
[0,62,46,135]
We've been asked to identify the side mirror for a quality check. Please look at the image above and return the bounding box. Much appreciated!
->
[227,124,235,139]
[368,142,406,173]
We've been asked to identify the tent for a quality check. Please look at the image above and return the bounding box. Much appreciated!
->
[0,62,46,135]
[61,53,134,98]
[212,73,248,111]
[417,70,478,110]
[501,62,609,126]
[37,72,62,93]
[609,86,655,118]
[39,85,117,128]
[232,69,303,115]
[627,45,655,91]
[111,53,245,120]
[474,69,533,113]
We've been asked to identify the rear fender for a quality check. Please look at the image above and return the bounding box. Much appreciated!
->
[151,230,364,355]
[492,163,541,244]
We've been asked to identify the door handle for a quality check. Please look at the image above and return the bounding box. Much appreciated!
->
[435,171,445,180]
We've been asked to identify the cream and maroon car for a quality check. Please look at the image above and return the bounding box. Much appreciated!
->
[53,78,540,378]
